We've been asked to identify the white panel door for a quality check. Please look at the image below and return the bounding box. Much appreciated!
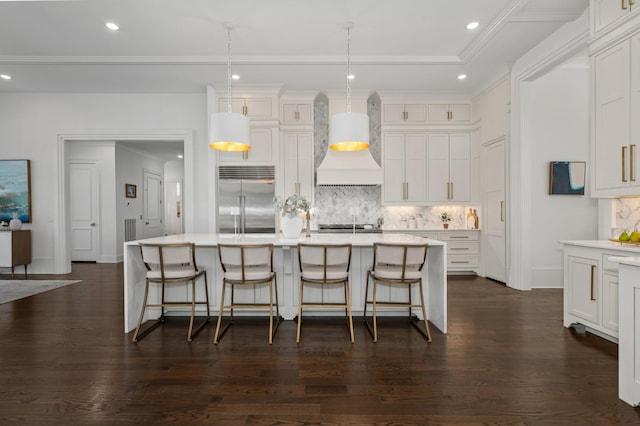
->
[70,162,98,262]
[483,139,506,283]
[143,169,163,238]
[404,133,427,202]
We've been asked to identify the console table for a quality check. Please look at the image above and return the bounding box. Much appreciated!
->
[0,230,31,278]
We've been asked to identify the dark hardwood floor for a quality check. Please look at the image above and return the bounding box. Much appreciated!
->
[0,263,638,425]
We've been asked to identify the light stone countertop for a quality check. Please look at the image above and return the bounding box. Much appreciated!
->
[125,232,446,248]
[559,240,640,253]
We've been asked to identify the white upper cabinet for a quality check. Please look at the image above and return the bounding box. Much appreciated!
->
[592,0,640,38]
[383,132,428,204]
[281,131,313,201]
[218,127,278,164]
[427,103,471,124]
[382,103,427,124]
[427,133,470,202]
[281,103,313,125]
[217,97,274,119]
[592,35,640,197]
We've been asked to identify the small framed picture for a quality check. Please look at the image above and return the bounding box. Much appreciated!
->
[125,183,137,198]
[549,161,586,195]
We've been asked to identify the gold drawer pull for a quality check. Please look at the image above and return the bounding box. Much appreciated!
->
[590,265,596,301]
[623,146,628,182]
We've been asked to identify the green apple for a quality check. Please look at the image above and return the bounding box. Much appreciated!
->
[620,231,631,241]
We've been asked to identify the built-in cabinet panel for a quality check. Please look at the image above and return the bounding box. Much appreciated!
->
[218,127,278,164]
[427,103,471,123]
[282,103,313,125]
[382,133,427,203]
[562,243,626,341]
[382,103,427,123]
[566,255,600,324]
[282,131,313,201]
[384,229,480,273]
[217,97,275,119]
[592,0,639,37]
[427,133,470,202]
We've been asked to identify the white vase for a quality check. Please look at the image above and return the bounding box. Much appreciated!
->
[280,213,303,239]
[9,213,22,231]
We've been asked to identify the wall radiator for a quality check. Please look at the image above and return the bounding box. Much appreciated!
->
[124,218,137,242]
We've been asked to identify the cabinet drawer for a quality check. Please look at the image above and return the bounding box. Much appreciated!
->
[448,255,479,269]
[437,231,479,241]
[447,242,478,255]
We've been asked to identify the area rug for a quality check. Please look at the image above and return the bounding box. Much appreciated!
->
[0,280,81,305]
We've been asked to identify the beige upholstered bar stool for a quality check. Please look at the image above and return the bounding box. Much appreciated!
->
[297,243,354,343]
[132,242,210,342]
[214,243,280,344]
[363,242,431,343]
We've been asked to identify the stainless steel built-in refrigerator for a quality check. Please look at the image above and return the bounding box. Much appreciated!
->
[218,165,276,234]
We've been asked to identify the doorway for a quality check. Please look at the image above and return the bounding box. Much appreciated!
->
[55,132,193,274]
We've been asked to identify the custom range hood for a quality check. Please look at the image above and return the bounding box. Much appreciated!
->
[316,148,383,186]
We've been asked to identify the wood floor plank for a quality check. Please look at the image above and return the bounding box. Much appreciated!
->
[0,265,638,424]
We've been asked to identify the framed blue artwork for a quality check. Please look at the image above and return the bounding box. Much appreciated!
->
[0,159,32,222]
[549,161,585,195]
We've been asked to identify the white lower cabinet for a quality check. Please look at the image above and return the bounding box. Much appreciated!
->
[562,242,628,341]
[384,229,479,274]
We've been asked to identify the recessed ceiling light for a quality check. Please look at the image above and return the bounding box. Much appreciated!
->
[105,22,119,31]
[458,74,467,80]
[347,74,355,80]
[177,154,184,159]
[231,74,240,80]
[0,74,11,80]
[466,22,479,30]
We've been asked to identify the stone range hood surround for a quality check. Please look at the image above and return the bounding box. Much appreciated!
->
[316,148,383,185]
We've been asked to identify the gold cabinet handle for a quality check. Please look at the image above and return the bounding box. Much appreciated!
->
[590,265,596,301]
[295,182,300,194]
[631,0,635,6]
[623,0,628,10]
[450,182,454,199]
[404,182,409,200]
[632,144,636,181]
[623,146,628,182]
[450,236,469,239]
[294,111,300,121]
[500,201,505,221]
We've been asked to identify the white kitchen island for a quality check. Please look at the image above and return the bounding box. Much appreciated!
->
[123,233,447,335]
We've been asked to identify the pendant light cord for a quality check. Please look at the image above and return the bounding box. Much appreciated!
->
[226,27,232,114]
[346,25,352,114]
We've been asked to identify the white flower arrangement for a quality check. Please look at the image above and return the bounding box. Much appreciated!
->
[440,211,452,223]
[274,193,311,215]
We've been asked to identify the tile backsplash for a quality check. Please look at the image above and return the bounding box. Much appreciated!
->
[615,198,640,231]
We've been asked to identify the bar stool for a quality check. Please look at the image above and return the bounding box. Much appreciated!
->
[297,243,354,343]
[363,242,431,343]
[132,242,210,342]
[214,243,281,344]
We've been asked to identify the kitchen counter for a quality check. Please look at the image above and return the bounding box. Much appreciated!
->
[123,233,447,336]
[609,256,640,406]
[559,239,640,253]
[382,227,480,232]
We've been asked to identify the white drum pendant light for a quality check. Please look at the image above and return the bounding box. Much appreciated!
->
[210,25,250,152]
[329,22,369,152]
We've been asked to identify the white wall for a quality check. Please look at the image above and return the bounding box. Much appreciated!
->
[522,62,598,288]
[115,144,165,260]
[0,92,207,273]
[509,9,589,290]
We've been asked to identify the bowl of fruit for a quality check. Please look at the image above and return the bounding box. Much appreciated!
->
[610,229,640,244]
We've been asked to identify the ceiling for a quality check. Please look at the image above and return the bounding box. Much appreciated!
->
[0,0,589,98]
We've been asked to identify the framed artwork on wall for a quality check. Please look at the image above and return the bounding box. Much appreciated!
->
[0,159,32,223]
[125,183,137,198]
[549,161,586,195]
